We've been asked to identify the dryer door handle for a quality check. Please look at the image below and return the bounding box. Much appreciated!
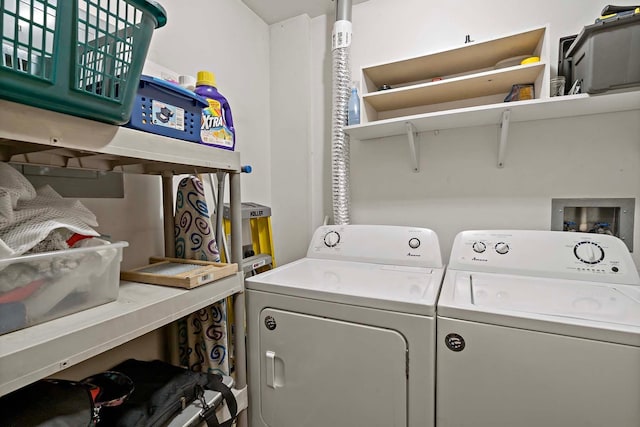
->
[266,350,277,388]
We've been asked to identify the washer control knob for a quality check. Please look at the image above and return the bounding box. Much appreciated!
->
[323,231,341,248]
[472,241,486,253]
[408,238,421,249]
[495,242,510,255]
[574,241,605,264]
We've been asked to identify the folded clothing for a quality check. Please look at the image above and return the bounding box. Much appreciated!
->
[0,164,36,218]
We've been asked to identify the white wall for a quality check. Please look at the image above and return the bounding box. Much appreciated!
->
[350,111,640,261]
[146,0,271,205]
[81,175,164,270]
[269,16,313,265]
[299,0,640,265]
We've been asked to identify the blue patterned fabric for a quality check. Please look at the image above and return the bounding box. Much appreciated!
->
[174,176,229,376]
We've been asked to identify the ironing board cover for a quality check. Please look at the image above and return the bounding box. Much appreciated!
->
[174,176,229,376]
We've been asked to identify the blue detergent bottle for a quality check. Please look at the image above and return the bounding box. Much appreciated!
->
[348,85,360,126]
[195,71,236,150]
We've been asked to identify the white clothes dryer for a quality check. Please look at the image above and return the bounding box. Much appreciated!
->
[437,230,640,427]
[246,225,445,427]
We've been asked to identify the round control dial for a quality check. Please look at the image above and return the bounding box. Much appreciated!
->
[495,242,510,255]
[323,231,341,248]
[408,238,421,249]
[472,242,486,253]
[574,241,604,264]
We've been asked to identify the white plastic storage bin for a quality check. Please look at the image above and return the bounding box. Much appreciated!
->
[0,241,128,335]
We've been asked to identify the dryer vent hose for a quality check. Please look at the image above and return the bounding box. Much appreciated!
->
[331,15,353,226]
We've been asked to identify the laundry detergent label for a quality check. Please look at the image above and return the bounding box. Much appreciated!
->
[201,99,234,148]
[152,100,185,131]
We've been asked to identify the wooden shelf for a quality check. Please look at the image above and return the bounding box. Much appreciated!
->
[0,273,243,397]
[0,99,241,175]
[360,26,549,123]
[363,27,546,90]
[363,62,545,112]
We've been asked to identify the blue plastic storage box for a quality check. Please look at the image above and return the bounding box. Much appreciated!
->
[125,75,207,142]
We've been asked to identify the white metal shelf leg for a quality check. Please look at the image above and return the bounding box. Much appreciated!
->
[498,109,510,168]
[406,122,419,173]
[162,172,176,258]
[230,171,248,427]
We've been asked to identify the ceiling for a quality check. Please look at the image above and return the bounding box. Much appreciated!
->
[242,0,370,25]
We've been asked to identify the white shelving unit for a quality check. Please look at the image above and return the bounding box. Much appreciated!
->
[0,100,248,424]
[345,90,640,169]
[0,100,240,174]
[0,277,242,395]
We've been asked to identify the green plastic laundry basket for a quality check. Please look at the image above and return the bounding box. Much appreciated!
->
[0,0,166,125]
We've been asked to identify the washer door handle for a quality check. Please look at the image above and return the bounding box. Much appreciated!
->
[266,350,277,388]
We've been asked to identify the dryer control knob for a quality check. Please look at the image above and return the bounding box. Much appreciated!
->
[495,242,510,255]
[324,231,341,247]
[408,238,421,249]
[472,242,486,253]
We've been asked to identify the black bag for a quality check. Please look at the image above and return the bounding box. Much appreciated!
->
[98,359,237,427]
[0,379,96,427]
[0,371,134,426]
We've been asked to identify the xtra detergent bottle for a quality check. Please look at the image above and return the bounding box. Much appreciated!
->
[195,70,235,150]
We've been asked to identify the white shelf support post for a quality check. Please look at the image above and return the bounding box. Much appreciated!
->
[498,109,511,168]
[406,122,419,172]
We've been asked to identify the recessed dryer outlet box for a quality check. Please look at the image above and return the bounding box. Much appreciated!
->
[551,198,635,252]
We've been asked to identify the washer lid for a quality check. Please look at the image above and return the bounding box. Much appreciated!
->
[245,258,444,315]
[448,230,640,285]
[438,270,640,346]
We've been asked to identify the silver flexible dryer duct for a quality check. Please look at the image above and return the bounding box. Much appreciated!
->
[331,0,353,225]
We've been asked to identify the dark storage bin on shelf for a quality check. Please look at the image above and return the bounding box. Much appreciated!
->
[567,13,640,94]
[0,0,166,124]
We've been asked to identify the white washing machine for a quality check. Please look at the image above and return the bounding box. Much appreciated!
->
[246,225,445,427]
[437,230,640,427]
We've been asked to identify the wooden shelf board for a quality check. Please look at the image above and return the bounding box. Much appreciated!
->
[363,63,545,112]
[0,100,241,174]
[346,90,640,141]
[0,273,243,397]
[363,27,545,88]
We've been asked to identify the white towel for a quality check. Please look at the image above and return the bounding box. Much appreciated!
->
[0,163,36,223]
[0,163,99,259]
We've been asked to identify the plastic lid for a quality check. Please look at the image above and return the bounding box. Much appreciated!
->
[197,71,216,87]
[520,56,540,65]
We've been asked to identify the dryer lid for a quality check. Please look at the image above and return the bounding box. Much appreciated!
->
[438,270,640,346]
[306,225,443,268]
[246,258,444,315]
